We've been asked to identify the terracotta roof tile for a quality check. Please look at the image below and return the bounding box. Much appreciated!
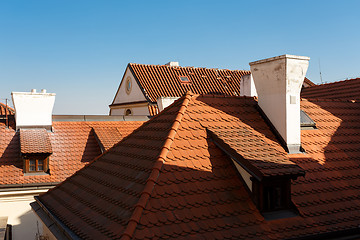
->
[301,77,360,100]
[147,104,159,116]
[0,102,14,116]
[20,128,52,154]
[0,121,143,186]
[93,127,122,151]
[35,94,360,239]
[128,64,249,103]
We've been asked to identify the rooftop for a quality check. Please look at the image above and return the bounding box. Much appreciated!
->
[113,63,250,104]
[301,77,360,100]
[33,92,360,239]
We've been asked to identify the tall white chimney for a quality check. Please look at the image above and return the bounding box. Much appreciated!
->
[12,89,56,130]
[249,55,310,153]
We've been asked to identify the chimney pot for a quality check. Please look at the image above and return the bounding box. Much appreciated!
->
[41,89,46,93]
[165,61,179,67]
[31,89,36,93]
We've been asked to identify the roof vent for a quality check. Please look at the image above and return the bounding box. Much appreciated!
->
[12,89,56,131]
[165,61,179,67]
[250,55,310,154]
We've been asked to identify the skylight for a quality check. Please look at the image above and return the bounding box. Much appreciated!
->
[300,110,316,129]
[179,76,190,83]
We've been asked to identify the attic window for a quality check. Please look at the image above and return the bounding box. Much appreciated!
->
[24,155,49,173]
[179,76,191,83]
[300,110,316,129]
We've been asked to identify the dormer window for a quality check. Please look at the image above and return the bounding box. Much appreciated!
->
[179,76,191,84]
[20,128,52,174]
[207,127,305,220]
[24,155,49,173]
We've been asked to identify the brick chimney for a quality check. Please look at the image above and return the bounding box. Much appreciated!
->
[250,55,310,153]
[12,89,56,131]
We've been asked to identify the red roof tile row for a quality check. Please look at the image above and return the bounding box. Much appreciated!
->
[0,121,143,186]
[36,93,360,239]
[127,63,250,103]
[0,102,14,116]
[301,77,360,100]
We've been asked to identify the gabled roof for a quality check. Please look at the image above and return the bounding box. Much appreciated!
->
[34,93,360,239]
[0,120,143,187]
[301,77,360,100]
[127,63,250,103]
[0,102,14,116]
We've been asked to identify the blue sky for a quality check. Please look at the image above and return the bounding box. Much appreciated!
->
[1,0,359,114]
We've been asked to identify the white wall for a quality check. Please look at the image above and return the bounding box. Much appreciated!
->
[156,97,179,112]
[0,189,50,240]
[12,90,56,130]
[110,105,150,116]
[111,68,147,106]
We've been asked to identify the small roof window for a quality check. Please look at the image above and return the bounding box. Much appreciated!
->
[179,76,191,83]
[300,110,316,129]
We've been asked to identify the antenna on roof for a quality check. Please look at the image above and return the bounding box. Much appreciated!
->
[5,98,8,129]
[318,58,323,84]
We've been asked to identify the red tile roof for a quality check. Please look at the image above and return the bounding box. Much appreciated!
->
[126,63,250,103]
[147,104,159,116]
[301,77,360,100]
[20,129,52,154]
[303,77,316,87]
[0,121,143,186]
[0,102,14,116]
[35,93,360,239]
[93,127,122,151]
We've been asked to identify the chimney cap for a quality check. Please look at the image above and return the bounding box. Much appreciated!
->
[165,61,179,67]
[249,54,310,66]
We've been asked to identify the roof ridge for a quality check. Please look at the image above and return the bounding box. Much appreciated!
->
[121,91,194,240]
[301,97,360,103]
[128,62,249,72]
[307,77,360,88]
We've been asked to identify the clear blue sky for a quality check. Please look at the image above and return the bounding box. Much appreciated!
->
[1,0,359,114]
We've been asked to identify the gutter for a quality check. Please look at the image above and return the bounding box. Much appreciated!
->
[31,196,81,240]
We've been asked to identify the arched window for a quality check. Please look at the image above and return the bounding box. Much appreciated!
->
[125,109,132,116]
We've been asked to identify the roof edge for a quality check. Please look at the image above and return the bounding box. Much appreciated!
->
[121,91,193,240]
[31,196,81,240]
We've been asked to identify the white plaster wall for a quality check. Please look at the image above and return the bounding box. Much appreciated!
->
[0,189,49,240]
[232,159,252,191]
[111,105,149,116]
[156,97,179,112]
[240,74,258,97]
[12,91,55,129]
[112,68,147,105]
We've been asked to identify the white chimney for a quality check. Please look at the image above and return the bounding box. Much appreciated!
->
[12,89,56,130]
[165,61,179,67]
[249,55,310,153]
[240,74,258,97]
[157,97,179,112]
